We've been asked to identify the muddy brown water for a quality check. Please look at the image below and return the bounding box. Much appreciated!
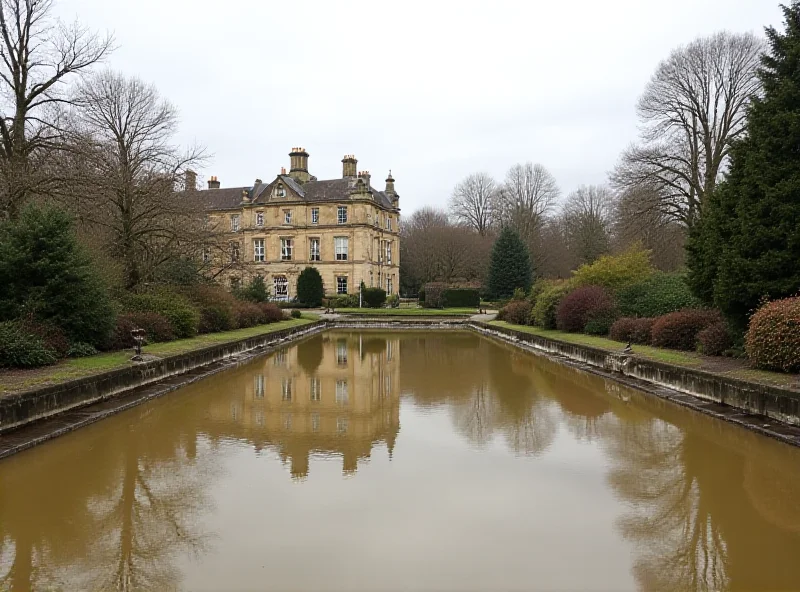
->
[1,330,800,592]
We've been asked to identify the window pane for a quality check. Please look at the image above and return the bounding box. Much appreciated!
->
[337,206,347,224]
[335,237,348,261]
[311,208,319,224]
[336,276,348,295]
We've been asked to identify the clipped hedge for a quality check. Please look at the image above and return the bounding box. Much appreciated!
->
[570,245,653,292]
[555,285,616,333]
[609,317,655,345]
[531,282,571,329]
[745,296,800,373]
[442,288,480,308]
[422,283,446,308]
[616,273,700,318]
[363,287,387,308]
[651,309,723,351]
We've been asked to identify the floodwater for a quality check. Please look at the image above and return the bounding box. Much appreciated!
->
[1,331,800,592]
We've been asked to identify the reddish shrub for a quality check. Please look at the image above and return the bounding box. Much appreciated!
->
[745,296,800,372]
[259,302,285,324]
[651,308,723,351]
[183,285,237,333]
[234,301,264,328]
[500,301,532,326]
[610,317,655,345]
[111,312,175,349]
[555,285,616,333]
[23,319,70,357]
[697,322,732,356]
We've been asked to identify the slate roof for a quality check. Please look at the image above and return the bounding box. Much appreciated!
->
[200,175,397,211]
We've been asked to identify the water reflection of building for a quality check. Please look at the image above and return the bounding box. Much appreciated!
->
[207,332,400,479]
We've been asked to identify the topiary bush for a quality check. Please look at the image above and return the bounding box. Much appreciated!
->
[500,300,532,325]
[651,309,724,351]
[259,302,284,323]
[616,272,701,318]
[362,287,387,308]
[696,322,732,356]
[571,244,653,292]
[290,309,302,319]
[555,285,616,333]
[745,296,800,372]
[297,267,324,307]
[530,281,572,329]
[610,317,655,345]
[0,321,60,368]
[122,290,200,338]
[442,288,480,308]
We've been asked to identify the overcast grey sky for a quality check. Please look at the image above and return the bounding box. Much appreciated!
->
[56,0,782,215]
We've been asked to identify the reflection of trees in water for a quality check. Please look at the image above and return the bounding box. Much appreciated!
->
[0,401,217,592]
[604,418,729,592]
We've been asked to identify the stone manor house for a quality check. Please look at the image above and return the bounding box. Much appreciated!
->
[192,148,400,300]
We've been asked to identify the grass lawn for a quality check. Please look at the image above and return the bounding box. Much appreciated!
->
[0,316,317,396]
[488,321,800,389]
[334,307,478,316]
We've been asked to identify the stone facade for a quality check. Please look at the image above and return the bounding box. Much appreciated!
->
[196,148,401,300]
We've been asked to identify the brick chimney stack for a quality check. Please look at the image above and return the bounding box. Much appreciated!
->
[207,175,220,189]
[342,154,357,178]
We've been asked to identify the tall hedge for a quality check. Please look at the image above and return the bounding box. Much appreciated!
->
[616,273,700,318]
[0,205,116,348]
[442,288,480,308]
[486,227,533,299]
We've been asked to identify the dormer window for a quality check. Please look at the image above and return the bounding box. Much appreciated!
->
[276,183,286,198]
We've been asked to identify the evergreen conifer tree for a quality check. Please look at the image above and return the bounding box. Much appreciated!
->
[297,267,324,307]
[688,3,800,329]
[486,227,533,299]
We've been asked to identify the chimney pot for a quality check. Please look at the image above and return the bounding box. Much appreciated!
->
[207,175,220,189]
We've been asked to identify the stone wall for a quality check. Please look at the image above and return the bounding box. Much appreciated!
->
[470,322,800,428]
[0,322,325,434]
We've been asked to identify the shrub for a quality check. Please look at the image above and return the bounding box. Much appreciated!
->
[0,321,60,368]
[24,320,70,357]
[441,288,480,308]
[387,294,400,308]
[651,308,724,351]
[556,285,616,333]
[116,311,175,344]
[259,302,284,324]
[234,301,264,328]
[417,287,425,303]
[531,281,572,329]
[584,312,617,336]
[362,287,387,308]
[617,273,701,318]
[238,276,270,303]
[123,290,199,338]
[745,296,800,372]
[0,204,116,348]
[610,317,655,345]
[697,322,732,356]
[297,267,324,307]
[500,301,532,326]
[422,283,446,308]
[290,309,302,319]
[186,285,236,333]
[571,244,653,292]
[67,342,99,358]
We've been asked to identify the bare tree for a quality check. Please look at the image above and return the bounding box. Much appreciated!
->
[561,185,616,265]
[0,0,113,219]
[614,185,686,271]
[68,70,207,288]
[495,162,559,243]
[449,172,496,236]
[611,32,763,227]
